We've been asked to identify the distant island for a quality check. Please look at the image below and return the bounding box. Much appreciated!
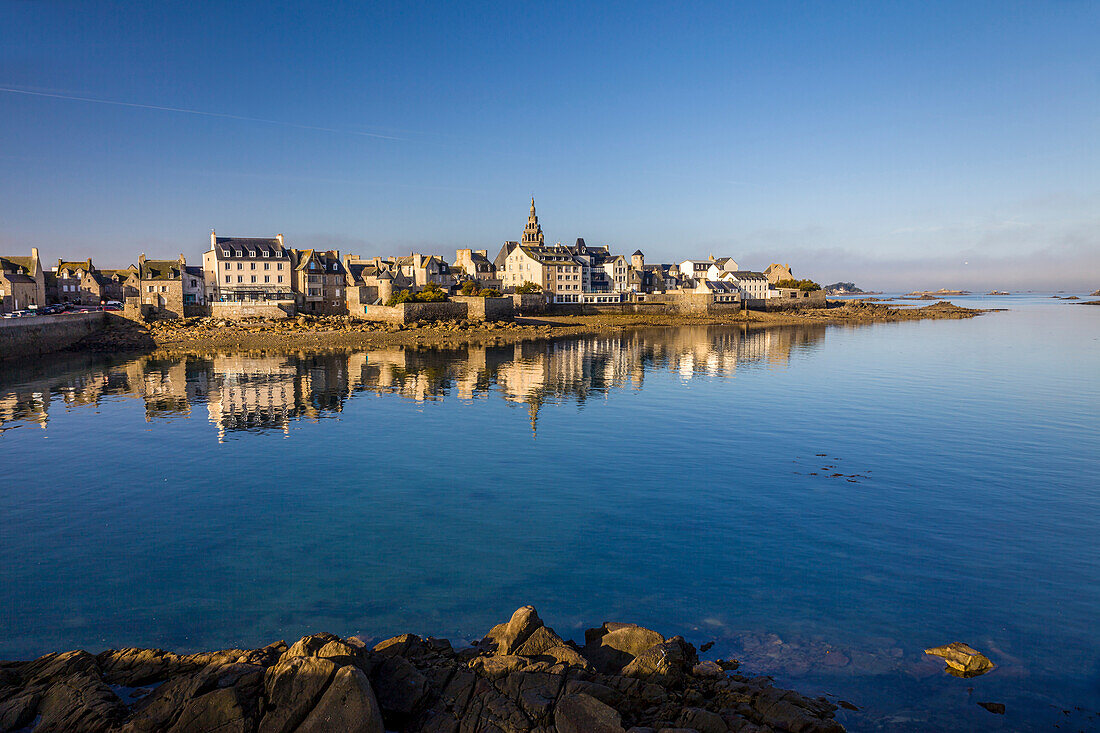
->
[824,282,879,295]
[987,290,1010,295]
[904,289,970,297]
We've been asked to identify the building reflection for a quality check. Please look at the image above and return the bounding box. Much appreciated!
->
[0,324,825,439]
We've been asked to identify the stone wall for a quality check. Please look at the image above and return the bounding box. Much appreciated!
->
[759,289,827,311]
[511,293,548,315]
[545,293,743,316]
[361,301,468,324]
[0,312,107,361]
[211,300,296,320]
[453,296,514,322]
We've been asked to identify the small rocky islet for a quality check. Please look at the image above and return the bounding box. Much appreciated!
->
[0,606,845,733]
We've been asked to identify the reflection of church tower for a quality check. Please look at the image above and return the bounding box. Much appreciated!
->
[522,197,545,246]
[528,396,542,438]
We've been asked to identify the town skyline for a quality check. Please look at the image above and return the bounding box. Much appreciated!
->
[3,1,1098,291]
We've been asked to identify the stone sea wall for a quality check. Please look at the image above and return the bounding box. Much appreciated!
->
[0,312,107,361]
[0,606,844,733]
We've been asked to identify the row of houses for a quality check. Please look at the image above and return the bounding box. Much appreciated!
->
[2,198,814,317]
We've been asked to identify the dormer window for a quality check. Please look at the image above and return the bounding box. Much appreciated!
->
[275,251,282,257]
[235,250,243,257]
[332,263,338,272]
[248,250,256,257]
[222,249,230,256]
[263,251,269,257]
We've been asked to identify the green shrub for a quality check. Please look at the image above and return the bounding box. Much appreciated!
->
[478,288,501,297]
[515,281,542,294]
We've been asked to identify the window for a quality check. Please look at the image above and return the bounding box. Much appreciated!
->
[146,285,154,292]
[264,276,270,283]
[237,276,243,283]
[277,263,283,270]
[222,249,230,256]
[248,251,256,257]
[224,262,231,270]
[250,262,256,270]
[264,263,270,270]
[251,276,256,283]
[309,262,316,270]
[263,251,269,257]
[160,285,167,292]
[275,250,282,257]
[237,263,243,270]
[225,276,230,283]
[332,263,338,272]
[277,276,283,283]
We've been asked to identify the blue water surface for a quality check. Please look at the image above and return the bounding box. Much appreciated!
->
[1,293,1098,731]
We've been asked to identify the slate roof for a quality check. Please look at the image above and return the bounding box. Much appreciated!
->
[0,256,37,275]
[213,237,287,258]
[140,260,183,280]
[726,271,767,280]
[1,272,35,284]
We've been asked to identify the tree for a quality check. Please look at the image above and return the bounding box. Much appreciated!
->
[478,288,501,297]
[776,278,821,292]
[459,280,479,296]
[384,282,448,306]
[515,281,542,294]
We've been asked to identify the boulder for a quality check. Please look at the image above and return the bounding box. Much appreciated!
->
[484,605,545,655]
[258,656,338,733]
[282,633,359,662]
[585,624,665,673]
[621,637,698,685]
[923,643,994,677]
[294,664,384,733]
[555,692,626,733]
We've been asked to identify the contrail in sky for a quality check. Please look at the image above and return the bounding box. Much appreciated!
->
[0,86,405,141]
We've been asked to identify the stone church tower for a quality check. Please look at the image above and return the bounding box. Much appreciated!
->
[522,197,545,246]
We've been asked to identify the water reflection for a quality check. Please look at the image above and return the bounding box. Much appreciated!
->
[0,324,825,439]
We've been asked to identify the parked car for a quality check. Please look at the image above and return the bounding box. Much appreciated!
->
[39,305,63,315]
[102,305,122,312]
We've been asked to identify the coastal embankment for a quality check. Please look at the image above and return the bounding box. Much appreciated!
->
[0,606,844,733]
[73,300,988,354]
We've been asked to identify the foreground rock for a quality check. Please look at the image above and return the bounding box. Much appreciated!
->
[923,642,994,677]
[0,606,844,732]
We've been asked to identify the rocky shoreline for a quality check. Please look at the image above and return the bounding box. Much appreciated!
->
[72,301,987,355]
[0,606,845,733]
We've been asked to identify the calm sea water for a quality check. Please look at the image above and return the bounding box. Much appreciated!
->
[1,293,1098,730]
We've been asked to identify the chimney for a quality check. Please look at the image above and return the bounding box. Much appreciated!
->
[210,230,217,250]
[31,247,39,261]
[276,234,284,246]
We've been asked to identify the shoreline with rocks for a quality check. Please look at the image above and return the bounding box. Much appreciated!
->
[71,301,989,355]
[0,606,844,733]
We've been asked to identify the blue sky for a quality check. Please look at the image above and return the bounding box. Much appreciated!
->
[2,0,1098,289]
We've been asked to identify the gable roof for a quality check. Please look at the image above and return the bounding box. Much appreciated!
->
[0,256,38,276]
[140,260,183,280]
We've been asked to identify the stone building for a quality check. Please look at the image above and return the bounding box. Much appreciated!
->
[54,259,108,305]
[202,232,294,304]
[0,248,46,313]
[291,249,346,316]
[343,256,416,315]
[453,248,500,289]
[764,263,794,284]
[137,254,186,319]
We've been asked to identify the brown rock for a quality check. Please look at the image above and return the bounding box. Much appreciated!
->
[294,664,384,733]
[622,637,698,684]
[555,692,626,733]
[258,656,337,733]
[923,642,994,677]
[484,605,545,655]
